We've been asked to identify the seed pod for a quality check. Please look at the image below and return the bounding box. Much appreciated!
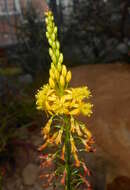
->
[62,65,67,77]
[56,41,60,49]
[66,71,72,83]
[49,48,53,57]
[60,75,65,87]
[58,53,63,64]
[49,78,55,88]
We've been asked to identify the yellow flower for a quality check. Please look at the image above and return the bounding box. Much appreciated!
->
[36,84,53,110]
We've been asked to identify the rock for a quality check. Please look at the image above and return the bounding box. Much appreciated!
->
[22,164,39,185]
[18,74,33,84]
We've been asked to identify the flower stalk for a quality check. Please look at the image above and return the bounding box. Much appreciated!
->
[65,117,71,190]
[36,9,95,190]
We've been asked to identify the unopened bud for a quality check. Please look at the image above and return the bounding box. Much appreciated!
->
[59,53,63,64]
[52,42,56,49]
[62,65,67,77]
[56,49,60,58]
[54,26,58,34]
[49,78,55,88]
[49,48,53,57]
[66,71,72,83]
[48,39,53,46]
[45,18,48,24]
[52,54,57,64]
[56,41,60,49]
[60,75,65,87]
[57,62,62,72]
[51,33,55,41]
[49,69,55,79]
[46,32,49,39]
[55,69,60,80]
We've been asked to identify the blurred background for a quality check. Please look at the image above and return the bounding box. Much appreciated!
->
[0,0,130,190]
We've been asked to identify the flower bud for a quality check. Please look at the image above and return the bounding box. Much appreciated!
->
[60,75,65,87]
[49,48,53,57]
[56,49,60,58]
[52,54,57,65]
[51,33,55,41]
[49,69,54,79]
[62,65,67,77]
[57,62,62,72]
[49,78,55,88]
[54,26,58,34]
[46,32,49,39]
[50,15,54,21]
[66,71,72,83]
[45,18,48,24]
[56,41,60,49]
[59,53,63,64]
[52,42,56,49]
[55,69,59,80]
[51,63,55,70]
[48,39,53,46]
[47,26,52,33]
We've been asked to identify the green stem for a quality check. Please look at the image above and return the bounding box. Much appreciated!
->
[65,117,71,190]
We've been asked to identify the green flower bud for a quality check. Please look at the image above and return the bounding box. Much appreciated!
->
[46,32,49,39]
[47,26,52,33]
[45,18,48,24]
[56,41,60,49]
[52,42,56,49]
[49,48,53,57]
[48,39,53,46]
[56,49,60,58]
[66,71,72,83]
[54,26,58,34]
[62,65,67,77]
[60,75,65,87]
[58,53,63,64]
[51,33,55,41]
[57,62,62,72]
[52,54,57,65]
